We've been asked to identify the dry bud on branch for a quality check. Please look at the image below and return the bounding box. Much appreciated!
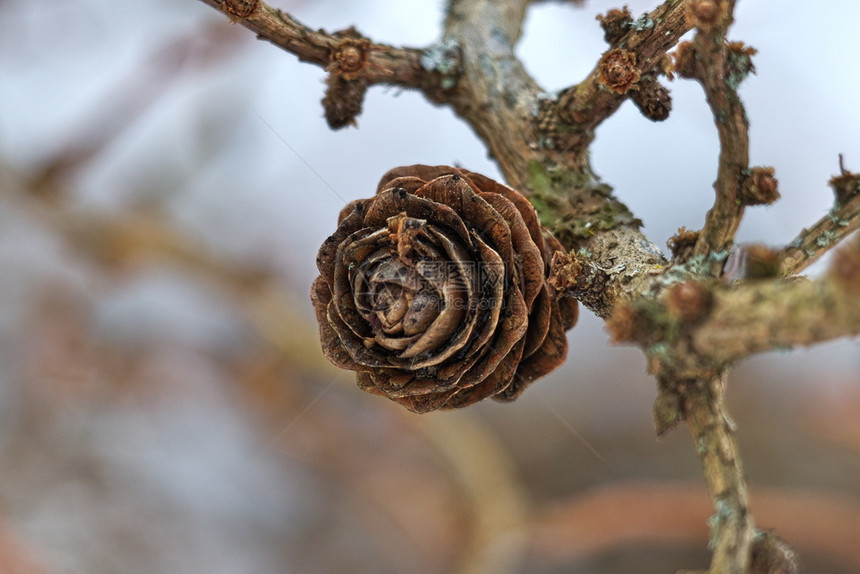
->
[685,0,729,33]
[326,32,371,81]
[743,244,781,279]
[666,280,713,323]
[322,30,374,129]
[597,49,641,95]
[311,166,577,412]
[667,227,700,261]
[630,78,672,121]
[829,155,860,205]
[671,41,698,79]
[741,166,780,205]
[750,531,800,574]
[323,76,367,129]
[725,41,757,89]
[220,0,258,22]
[605,301,646,344]
[596,7,633,45]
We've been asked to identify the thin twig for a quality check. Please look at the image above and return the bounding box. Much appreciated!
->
[609,239,860,379]
[188,3,859,572]
[679,373,754,574]
[538,0,691,154]
[778,184,860,276]
[687,0,751,268]
[679,273,860,375]
[196,0,444,91]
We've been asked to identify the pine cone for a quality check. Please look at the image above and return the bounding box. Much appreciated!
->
[311,165,577,412]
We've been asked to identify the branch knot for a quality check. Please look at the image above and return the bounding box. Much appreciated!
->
[327,33,372,81]
[685,0,729,33]
[548,250,612,315]
[221,0,258,22]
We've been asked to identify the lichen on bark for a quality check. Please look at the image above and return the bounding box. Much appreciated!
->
[196,0,860,571]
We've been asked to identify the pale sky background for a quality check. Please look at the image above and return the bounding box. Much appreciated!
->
[1,1,859,572]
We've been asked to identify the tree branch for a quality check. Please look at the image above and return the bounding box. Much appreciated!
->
[439,0,545,186]
[198,0,670,312]
[191,2,860,571]
[608,243,860,382]
[538,0,691,154]
[677,0,756,269]
[610,236,860,573]
[196,0,457,102]
[685,237,860,375]
[778,162,860,276]
[694,277,860,366]
[677,373,754,574]
[446,0,531,45]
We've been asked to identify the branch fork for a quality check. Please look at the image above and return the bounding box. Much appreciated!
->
[195,0,860,571]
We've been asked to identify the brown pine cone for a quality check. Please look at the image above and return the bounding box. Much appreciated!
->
[311,165,577,413]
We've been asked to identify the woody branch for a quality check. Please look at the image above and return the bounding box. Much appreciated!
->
[196,0,860,572]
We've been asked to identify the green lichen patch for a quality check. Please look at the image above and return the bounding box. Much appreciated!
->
[725,42,757,91]
[628,14,655,32]
[420,38,461,90]
[526,161,642,248]
[708,498,735,551]
[658,251,729,287]
[815,229,838,248]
